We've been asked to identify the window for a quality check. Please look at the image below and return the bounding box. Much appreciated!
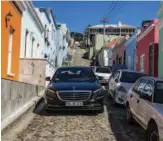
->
[154,81,163,104]
[7,27,15,76]
[133,78,142,92]
[31,37,35,57]
[114,71,120,80]
[136,79,148,95]
[140,54,145,72]
[141,80,154,101]
[96,67,111,73]
[24,29,29,57]
[120,72,147,83]
[52,67,96,82]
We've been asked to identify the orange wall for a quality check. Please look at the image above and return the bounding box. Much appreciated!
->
[1,1,22,81]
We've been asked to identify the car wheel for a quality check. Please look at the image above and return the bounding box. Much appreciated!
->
[126,106,134,124]
[146,122,159,141]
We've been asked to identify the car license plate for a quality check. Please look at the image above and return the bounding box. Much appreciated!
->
[65,101,83,106]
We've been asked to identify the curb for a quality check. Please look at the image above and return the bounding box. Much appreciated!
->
[1,90,45,131]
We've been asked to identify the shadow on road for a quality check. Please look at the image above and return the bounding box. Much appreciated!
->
[33,98,98,117]
[105,97,145,141]
[82,51,89,60]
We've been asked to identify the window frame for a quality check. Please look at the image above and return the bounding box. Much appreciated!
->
[140,54,145,72]
[133,78,148,96]
[114,71,120,81]
[141,79,155,102]
[132,78,142,93]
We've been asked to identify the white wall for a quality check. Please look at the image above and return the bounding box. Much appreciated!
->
[35,8,58,77]
[56,24,70,67]
[20,10,44,58]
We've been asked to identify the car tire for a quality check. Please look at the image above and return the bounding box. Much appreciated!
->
[126,106,134,124]
[146,122,159,141]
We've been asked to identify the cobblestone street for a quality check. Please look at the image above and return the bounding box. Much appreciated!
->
[15,47,145,141]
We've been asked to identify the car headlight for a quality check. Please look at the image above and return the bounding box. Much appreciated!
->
[46,89,57,98]
[97,76,103,80]
[118,86,127,93]
[93,88,103,99]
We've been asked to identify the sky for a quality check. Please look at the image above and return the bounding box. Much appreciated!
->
[33,1,160,33]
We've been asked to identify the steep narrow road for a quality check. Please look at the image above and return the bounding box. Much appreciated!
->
[14,47,145,141]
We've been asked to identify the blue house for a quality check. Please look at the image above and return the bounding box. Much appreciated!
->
[125,29,141,70]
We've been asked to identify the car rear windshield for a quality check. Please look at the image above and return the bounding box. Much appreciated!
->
[96,67,111,73]
[154,81,163,104]
[120,72,146,83]
[52,67,96,82]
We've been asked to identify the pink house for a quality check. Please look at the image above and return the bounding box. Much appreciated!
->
[136,19,159,76]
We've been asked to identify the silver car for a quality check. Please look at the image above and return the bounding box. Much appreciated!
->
[108,69,147,105]
[126,77,163,141]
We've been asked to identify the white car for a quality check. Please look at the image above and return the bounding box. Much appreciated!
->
[108,69,147,105]
[93,66,112,88]
[126,76,163,141]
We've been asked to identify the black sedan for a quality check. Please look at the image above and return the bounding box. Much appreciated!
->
[44,66,104,113]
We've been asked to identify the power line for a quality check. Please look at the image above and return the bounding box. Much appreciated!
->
[107,1,118,18]
[109,2,127,22]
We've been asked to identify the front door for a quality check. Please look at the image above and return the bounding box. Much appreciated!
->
[131,78,148,117]
[149,44,153,76]
[137,80,154,126]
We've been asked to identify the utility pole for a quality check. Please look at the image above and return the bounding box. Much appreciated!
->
[100,17,108,46]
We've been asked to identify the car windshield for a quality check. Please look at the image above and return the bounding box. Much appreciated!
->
[96,67,111,73]
[154,81,163,104]
[120,72,146,83]
[52,67,96,82]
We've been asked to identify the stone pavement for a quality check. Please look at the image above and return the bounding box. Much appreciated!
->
[13,47,145,141]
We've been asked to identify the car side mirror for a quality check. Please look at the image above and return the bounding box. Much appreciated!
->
[45,76,51,81]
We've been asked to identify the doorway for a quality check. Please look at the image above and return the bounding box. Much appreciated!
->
[149,43,153,76]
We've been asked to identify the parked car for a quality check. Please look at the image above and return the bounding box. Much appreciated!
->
[44,66,104,113]
[126,77,163,141]
[93,66,112,89]
[111,64,127,74]
[108,70,147,105]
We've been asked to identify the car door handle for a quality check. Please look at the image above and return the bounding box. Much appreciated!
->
[137,99,139,103]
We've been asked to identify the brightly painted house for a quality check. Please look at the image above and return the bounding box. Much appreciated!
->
[1,1,25,81]
[136,19,159,76]
[158,2,163,78]
[112,35,130,65]
[125,29,141,70]
[20,1,44,59]
[35,7,58,79]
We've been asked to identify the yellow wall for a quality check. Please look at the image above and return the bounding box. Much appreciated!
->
[1,1,22,80]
